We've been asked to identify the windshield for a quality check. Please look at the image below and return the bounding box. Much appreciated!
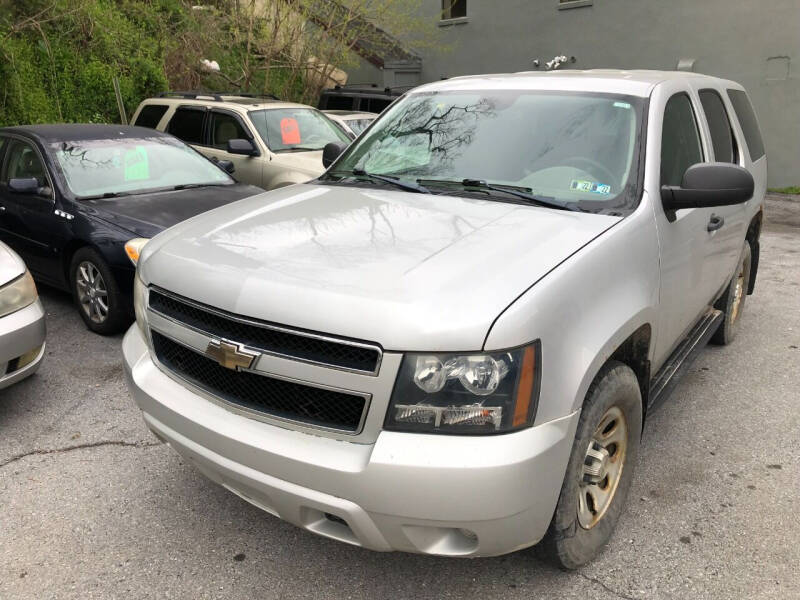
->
[345,118,375,136]
[52,137,232,198]
[249,108,349,152]
[325,90,645,213]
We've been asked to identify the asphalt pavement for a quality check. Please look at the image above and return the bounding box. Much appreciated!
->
[1,196,798,600]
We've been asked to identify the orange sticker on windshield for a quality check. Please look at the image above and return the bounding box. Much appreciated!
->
[280,118,301,144]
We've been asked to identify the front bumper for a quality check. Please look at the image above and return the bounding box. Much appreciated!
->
[0,299,46,390]
[123,325,578,557]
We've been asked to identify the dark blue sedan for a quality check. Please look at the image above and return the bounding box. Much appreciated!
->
[0,124,263,334]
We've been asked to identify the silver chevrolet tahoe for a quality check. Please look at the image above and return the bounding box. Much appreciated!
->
[123,71,766,568]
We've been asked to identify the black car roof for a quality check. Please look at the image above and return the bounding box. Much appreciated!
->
[0,123,172,143]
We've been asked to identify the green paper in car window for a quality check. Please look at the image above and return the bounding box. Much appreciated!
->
[124,146,149,181]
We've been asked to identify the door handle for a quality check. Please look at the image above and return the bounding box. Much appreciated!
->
[707,214,724,232]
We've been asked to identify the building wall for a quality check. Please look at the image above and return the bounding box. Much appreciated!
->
[348,0,800,187]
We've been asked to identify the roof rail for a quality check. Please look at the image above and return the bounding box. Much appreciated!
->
[156,91,280,102]
[157,91,224,101]
[217,92,280,101]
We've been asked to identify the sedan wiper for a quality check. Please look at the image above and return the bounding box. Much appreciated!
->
[418,178,579,211]
[76,191,130,201]
[173,182,230,190]
[331,168,431,194]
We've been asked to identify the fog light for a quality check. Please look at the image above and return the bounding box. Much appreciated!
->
[14,345,42,371]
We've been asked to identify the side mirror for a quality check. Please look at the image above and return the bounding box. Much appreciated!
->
[216,159,235,174]
[661,163,754,210]
[9,177,39,194]
[226,138,258,156]
[322,141,348,168]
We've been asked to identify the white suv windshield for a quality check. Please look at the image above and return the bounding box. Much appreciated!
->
[249,108,349,153]
[329,90,645,213]
[52,137,232,199]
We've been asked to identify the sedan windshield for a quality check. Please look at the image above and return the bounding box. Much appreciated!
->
[249,108,349,153]
[326,90,645,213]
[52,137,232,198]
[344,117,375,136]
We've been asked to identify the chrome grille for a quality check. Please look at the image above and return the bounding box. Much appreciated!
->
[148,288,382,374]
[151,332,368,432]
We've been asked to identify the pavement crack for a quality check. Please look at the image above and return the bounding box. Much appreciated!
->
[578,571,639,600]
[0,439,162,469]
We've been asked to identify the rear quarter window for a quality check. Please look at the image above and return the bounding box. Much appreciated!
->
[727,89,765,161]
[133,104,169,129]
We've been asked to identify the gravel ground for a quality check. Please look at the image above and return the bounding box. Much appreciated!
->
[1,196,798,600]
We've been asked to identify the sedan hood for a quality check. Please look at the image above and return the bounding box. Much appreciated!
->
[0,241,26,287]
[82,183,263,238]
[141,184,620,350]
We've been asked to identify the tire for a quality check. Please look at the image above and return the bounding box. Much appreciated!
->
[711,242,751,346]
[69,247,129,335]
[536,361,643,569]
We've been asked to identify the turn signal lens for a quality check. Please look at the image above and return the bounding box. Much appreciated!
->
[124,238,150,266]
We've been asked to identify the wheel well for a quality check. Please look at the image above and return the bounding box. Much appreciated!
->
[607,324,652,425]
[745,210,762,295]
[62,240,89,286]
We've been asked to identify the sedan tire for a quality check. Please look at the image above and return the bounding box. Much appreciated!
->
[70,247,128,335]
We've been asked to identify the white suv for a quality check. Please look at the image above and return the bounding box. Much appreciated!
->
[124,71,766,567]
[131,93,351,190]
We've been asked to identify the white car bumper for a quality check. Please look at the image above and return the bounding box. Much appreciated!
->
[0,299,46,390]
[123,325,578,557]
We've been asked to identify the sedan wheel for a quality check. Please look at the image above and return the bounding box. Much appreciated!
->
[76,261,109,324]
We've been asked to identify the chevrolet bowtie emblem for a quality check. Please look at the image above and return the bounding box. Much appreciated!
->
[205,339,258,371]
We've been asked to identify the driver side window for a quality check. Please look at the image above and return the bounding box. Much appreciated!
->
[2,139,47,187]
[661,94,703,187]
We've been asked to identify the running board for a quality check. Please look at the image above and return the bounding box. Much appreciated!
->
[648,309,724,413]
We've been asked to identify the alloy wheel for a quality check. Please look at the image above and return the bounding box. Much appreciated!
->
[76,261,109,324]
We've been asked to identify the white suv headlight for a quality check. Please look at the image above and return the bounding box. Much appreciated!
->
[133,273,149,338]
[0,270,38,318]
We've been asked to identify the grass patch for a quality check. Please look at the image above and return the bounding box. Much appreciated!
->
[768,186,800,195]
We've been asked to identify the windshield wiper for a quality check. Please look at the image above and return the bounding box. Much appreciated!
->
[173,182,230,190]
[76,191,131,201]
[278,146,320,153]
[330,168,431,194]
[417,178,579,211]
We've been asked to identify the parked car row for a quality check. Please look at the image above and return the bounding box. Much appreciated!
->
[1,72,768,572]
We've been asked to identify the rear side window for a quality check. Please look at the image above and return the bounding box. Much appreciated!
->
[699,90,736,163]
[661,93,703,186]
[133,104,169,129]
[166,107,206,145]
[727,89,765,161]
[323,95,356,110]
[362,98,392,113]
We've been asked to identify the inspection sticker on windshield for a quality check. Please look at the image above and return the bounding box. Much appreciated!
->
[571,179,611,194]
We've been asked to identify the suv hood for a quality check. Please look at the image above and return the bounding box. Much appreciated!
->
[140,184,620,350]
[271,150,325,176]
[82,183,263,238]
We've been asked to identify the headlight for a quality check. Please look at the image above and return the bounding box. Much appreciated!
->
[0,270,38,318]
[133,273,149,338]
[385,342,541,435]
[124,238,150,266]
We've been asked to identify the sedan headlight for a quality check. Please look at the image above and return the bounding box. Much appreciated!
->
[0,270,38,318]
[385,342,541,435]
[124,238,150,266]
[133,273,149,338]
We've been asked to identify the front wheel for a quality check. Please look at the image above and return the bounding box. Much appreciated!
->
[70,248,129,335]
[536,362,642,569]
